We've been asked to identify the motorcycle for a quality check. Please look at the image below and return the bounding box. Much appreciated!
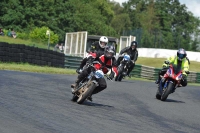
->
[71,64,108,104]
[156,64,186,101]
[115,54,131,81]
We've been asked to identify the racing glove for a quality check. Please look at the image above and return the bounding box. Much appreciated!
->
[162,60,170,68]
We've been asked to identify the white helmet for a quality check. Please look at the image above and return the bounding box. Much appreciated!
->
[99,36,108,48]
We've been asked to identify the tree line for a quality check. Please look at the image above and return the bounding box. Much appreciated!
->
[0,0,199,51]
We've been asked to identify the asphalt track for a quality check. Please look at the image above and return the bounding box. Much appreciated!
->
[0,70,200,133]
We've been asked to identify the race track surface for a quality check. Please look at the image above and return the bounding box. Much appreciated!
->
[0,70,200,133]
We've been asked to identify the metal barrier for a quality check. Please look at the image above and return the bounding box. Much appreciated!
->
[65,55,83,69]
[65,55,200,83]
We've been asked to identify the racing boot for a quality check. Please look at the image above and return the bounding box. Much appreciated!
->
[71,79,80,94]
[87,95,93,102]
[76,67,82,74]
[155,79,160,84]
[171,87,177,93]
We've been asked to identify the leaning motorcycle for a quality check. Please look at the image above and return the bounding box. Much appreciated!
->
[115,54,131,81]
[156,64,184,101]
[71,64,105,104]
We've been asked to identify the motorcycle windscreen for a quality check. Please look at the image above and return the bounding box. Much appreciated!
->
[171,64,182,74]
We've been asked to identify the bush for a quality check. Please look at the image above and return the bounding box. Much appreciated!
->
[29,26,59,45]
[17,32,29,40]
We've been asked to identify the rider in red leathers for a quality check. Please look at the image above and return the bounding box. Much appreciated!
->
[71,46,118,101]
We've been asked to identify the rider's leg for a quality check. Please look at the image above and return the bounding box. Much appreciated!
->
[127,61,135,76]
[180,75,187,87]
[116,57,123,66]
[86,77,107,101]
[72,68,90,91]
[92,78,107,94]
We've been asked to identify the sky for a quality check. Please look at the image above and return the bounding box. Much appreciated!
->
[114,0,200,17]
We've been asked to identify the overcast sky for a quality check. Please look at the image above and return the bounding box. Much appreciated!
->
[113,0,200,17]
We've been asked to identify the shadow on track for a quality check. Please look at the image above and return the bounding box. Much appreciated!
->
[71,100,114,108]
[83,101,114,108]
[114,80,135,84]
[155,98,185,103]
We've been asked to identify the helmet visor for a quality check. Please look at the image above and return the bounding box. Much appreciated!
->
[178,54,185,59]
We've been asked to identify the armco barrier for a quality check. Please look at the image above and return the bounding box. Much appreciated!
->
[131,65,142,78]
[196,73,200,83]
[65,55,83,69]
[64,55,200,83]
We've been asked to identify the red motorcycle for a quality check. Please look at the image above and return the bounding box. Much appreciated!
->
[156,64,186,101]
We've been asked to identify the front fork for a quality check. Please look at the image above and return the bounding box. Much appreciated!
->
[159,79,176,94]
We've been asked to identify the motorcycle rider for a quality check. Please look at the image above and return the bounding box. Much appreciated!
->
[186,56,190,65]
[76,36,108,74]
[155,48,189,91]
[71,46,118,101]
[116,41,138,77]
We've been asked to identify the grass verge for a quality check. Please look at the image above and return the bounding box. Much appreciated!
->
[0,62,199,86]
[137,57,200,72]
[0,62,77,75]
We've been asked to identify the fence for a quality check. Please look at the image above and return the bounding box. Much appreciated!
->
[64,55,200,83]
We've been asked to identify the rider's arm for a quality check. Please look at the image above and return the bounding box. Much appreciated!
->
[186,56,190,65]
[86,52,97,64]
[132,50,138,63]
[162,56,175,67]
[88,42,98,52]
[182,60,189,76]
[119,47,129,55]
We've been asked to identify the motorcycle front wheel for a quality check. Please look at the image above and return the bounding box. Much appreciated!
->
[115,66,124,81]
[71,95,79,102]
[156,90,161,100]
[77,82,96,104]
[161,82,174,101]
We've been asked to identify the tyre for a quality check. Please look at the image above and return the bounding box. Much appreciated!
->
[115,74,123,81]
[161,82,174,101]
[115,66,124,81]
[117,74,123,81]
[71,95,79,102]
[77,82,96,104]
[156,89,161,100]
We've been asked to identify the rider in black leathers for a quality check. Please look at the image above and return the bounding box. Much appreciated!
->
[76,36,108,73]
[117,41,138,77]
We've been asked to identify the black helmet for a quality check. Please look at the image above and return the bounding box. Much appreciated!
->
[130,41,137,50]
[177,48,187,61]
[104,46,115,59]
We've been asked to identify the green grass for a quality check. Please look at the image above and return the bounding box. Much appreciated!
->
[0,36,54,50]
[0,62,77,75]
[136,57,200,72]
